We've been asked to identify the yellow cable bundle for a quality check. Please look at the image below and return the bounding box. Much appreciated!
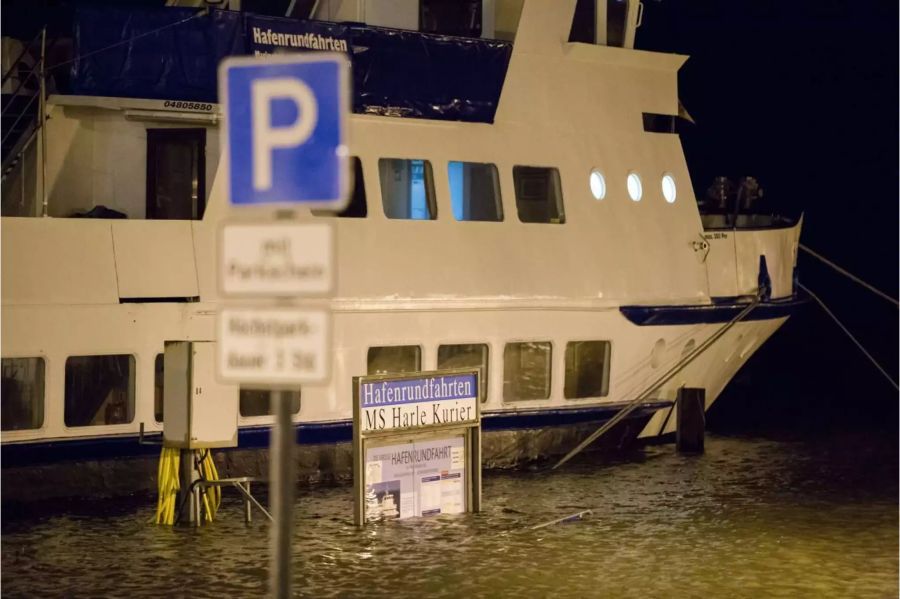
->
[154,447,180,525]
[197,449,221,522]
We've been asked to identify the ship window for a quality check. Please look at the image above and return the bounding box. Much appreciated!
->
[590,169,607,200]
[437,344,489,402]
[420,0,482,37]
[379,159,436,220]
[64,355,135,427]
[239,388,301,417]
[568,0,596,43]
[627,172,643,201]
[607,0,629,48]
[313,157,367,218]
[503,342,552,401]
[564,341,611,399]
[512,166,565,223]
[154,353,164,422]
[367,346,422,375]
[662,174,677,203]
[146,128,206,220]
[1,357,45,431]
[448,162,503,222]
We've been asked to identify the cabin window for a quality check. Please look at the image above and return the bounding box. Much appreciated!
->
[1,357,45,431]
[503,342,552,401]
[437,344,489,402]
[512,166,565,223]
[146,128,206,220]
[607,0,629,48]
[313,157,367,218]
[564,341,611,399]
[448,162,503,222]
[64,355,135,427]
[568,0,596,43]
[239,388,301,417]
[420,0,482,37]
[367,346,422,375]
[379,159,436,220]
[662,174,677,203]
[154,353,164,422]
[590,169,607,200]
[627,172,643,201]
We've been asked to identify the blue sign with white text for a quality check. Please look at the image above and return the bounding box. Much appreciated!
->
[220,54,349,207]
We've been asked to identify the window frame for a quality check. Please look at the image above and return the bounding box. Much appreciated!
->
[378,158,438,221]
[436,342,491,403]
[1,355,46,432]
[366,345,423,376]
[63,353,137,428]
[447,161,504,222]
[563,340,612,400]
[512,165,566,224]
[502,340,554,402]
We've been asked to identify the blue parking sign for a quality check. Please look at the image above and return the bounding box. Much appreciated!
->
[219,53,350,208]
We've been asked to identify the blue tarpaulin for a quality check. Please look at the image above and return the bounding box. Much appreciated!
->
[69,7,512,123]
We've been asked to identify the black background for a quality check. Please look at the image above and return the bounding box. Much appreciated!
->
[638,0,898,434]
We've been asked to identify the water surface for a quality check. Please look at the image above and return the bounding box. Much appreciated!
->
[3,433,897,598]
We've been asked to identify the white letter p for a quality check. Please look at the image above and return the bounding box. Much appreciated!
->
[251,77,318,191]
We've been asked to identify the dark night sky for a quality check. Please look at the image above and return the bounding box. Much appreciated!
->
[3,0,897,432]
[638,0,898,433]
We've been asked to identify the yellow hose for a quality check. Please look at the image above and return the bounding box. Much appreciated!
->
[155,448,222,525]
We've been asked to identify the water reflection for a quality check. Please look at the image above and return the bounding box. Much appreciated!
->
[3,433,897,598]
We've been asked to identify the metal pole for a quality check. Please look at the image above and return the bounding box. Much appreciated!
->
[270,390,294,598]
[38,27,48,217]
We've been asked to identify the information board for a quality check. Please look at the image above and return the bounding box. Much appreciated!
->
[353,369,482,527]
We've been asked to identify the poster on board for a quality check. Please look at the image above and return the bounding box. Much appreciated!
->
[364,436,466,522]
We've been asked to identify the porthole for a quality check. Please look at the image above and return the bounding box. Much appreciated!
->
[589,169,606,200]
[662,173,677,203]
[627,172,642,202]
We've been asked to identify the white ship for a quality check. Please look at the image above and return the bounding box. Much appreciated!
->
[0,0,804,501]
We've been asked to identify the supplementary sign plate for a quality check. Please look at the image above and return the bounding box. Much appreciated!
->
[219,222,334,297]
[217,307,330,384]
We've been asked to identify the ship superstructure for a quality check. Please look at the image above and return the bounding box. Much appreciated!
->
[0,0,803,501]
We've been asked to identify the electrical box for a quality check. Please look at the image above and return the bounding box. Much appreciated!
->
[163,341,238,449]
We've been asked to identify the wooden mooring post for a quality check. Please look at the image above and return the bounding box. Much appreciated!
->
[676,387,706,453]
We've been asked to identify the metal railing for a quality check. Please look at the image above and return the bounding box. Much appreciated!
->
[2,27,52,215]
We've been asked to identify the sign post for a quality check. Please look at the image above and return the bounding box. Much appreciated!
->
[218,52,349,598]
[352,369,482,527]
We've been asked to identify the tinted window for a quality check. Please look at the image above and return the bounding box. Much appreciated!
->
[513,166,565,223]
[239,389,301,417]
[564,341,611,399]
[65,355,135,426]
[503,342,552,401]
[1,357,45,430]
[367,346,422,375]
[154,353,164,422]
[379,159,436,220]
[437,344,489,402]
[449,162,503,222]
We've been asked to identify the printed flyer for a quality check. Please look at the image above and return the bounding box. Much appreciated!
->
[364,436,466,522]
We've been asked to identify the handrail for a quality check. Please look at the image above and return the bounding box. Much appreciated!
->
[0,29,43,87]
[551,289,764,470]
[1,92,40,146]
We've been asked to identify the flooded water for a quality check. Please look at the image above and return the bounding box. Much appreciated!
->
[3,433,897,598]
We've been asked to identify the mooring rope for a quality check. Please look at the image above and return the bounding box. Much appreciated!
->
[798,282,898,391]
[799,244,898,307]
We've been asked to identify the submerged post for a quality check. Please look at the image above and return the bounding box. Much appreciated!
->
[270,390,295,597]
[676,387,705,453]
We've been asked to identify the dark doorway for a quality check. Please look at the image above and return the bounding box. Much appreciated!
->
[146,128,206,220]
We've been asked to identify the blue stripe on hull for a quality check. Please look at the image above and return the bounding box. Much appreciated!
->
[620,292,808,326]
[1,402,670,467]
